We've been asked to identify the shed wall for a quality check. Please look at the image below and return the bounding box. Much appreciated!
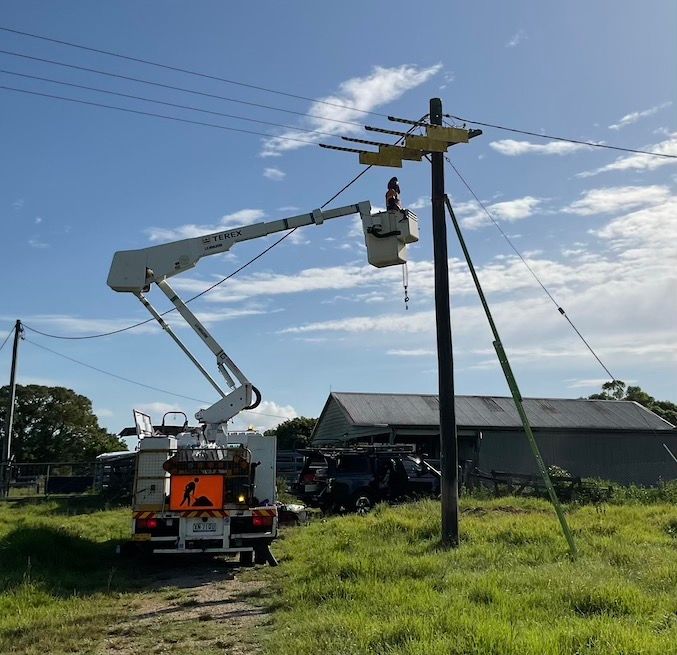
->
[479,429,677,485]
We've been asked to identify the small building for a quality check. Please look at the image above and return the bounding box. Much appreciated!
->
[311,392,676,486]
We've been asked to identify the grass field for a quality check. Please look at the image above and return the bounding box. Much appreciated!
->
[0,497,267,654]
[2,494,676,654]
[0,497,133,654]
[265,497,677,655]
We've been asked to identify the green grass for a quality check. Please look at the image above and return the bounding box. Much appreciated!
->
[0,497,135,654]
[264,497,677,655]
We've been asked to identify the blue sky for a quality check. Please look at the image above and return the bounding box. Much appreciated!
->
[2,1,676,437]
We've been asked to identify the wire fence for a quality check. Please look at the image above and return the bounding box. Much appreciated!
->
[0,454,136,499]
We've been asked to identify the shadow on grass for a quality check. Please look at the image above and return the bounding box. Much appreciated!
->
[0,525,242,597]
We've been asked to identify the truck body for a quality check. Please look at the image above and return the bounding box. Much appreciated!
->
[131,416,277,561]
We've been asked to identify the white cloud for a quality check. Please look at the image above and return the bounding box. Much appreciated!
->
[260,63,442,157]
[277,194,677,374]
[12,314,159,336]
[577,133,677,177]
[563,185,670,215]
[12,198,24,210]
[490,139,592,156]
[34,216,42,224]
[94,408,114,419]
[490,196,541,221]
[235,400,298,433]
[409,196,430,210]
[608,101,672,130]
[460,196,542,229]
[263,167,286,181]
[28,238,49,249]
[278,206,299,212]
[565,378,621,389]
[506,30,527,48]
[146,208,266,242]
[387,349,435,357]
[439,70,455,90]
[136,402,185,418]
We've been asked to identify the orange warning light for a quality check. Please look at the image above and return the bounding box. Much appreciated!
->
[169,475,224,511]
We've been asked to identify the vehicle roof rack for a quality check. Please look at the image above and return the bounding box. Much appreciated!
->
[299,444,416,455]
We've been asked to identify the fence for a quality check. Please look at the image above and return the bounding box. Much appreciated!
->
[1,454,136,499]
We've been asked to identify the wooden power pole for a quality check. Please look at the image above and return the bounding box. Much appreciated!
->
[318,100,481,547]
[1,319,22,497]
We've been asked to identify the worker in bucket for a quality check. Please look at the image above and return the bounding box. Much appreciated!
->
[386,176,402,211]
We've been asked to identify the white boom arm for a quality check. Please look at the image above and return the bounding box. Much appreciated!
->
[107,202,374,433]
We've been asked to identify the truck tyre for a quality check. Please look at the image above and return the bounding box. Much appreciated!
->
[254,546,267,565]
[239,550,254,566]
[353,492,374,515]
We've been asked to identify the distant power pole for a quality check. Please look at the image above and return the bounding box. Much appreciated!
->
[429,98,459,547]
[1,319,22,497]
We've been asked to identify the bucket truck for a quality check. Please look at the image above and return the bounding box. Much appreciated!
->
[107,203,418,560]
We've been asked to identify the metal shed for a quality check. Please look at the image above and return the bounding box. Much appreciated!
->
[311,392,676,485]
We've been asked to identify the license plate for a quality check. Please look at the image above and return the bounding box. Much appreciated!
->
[192,521,217,533]
[305,484,318,492]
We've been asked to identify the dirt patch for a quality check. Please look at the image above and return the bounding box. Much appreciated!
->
[101,562,269,655]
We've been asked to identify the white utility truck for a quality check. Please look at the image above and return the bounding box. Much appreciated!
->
[107,202,418,562]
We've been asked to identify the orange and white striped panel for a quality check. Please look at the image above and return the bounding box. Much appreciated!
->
[133,511,156,519]
[252,507,277,517]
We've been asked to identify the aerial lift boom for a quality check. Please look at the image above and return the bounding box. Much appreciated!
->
[107,202,418,437]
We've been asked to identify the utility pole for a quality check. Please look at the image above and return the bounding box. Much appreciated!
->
[319,100,481,548]
[1,319,22,497]
[430,98,459,547]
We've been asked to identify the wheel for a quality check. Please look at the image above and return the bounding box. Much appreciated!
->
[239,550,254,566]
[254,546,267,565]
[353,493,374,515]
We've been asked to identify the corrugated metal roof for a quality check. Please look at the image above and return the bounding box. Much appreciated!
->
[331,392,674,431]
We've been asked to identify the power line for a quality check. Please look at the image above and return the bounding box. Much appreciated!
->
[22,227,301,340]
[25,337,210,403]
[21,118,424,341]
[23,337,295,420]
[445,157,616,381]
[1,85,320,146]
[0,25,390,118]
[0,325,15,354]
[0,48,366,129]
[445,114,677,160]
[0,68,347,139]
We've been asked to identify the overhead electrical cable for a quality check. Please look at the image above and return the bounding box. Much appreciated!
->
[21,119,424,341]
[0,49,367,128]
[0,25,390,118]
[445,114,677,160]
[23,337,296,420]
[0,69,349,139]
[444,156,617,381]
[0,325,15,354]
[0,85,319,146]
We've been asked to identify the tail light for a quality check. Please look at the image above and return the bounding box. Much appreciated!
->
[252,515,274,528]
[136,517,159,531]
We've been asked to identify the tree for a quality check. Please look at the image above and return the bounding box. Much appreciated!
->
[0,384,127,462]
[588,381,677,426]
[264,416,317,450]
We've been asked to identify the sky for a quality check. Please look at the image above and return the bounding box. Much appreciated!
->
[1,1,676,440]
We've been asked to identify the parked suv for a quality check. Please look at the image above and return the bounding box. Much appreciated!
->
[294,445,440,513]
